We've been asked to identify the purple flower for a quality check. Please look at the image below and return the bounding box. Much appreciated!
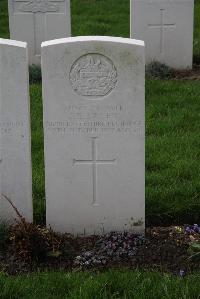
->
[185,224,200,234]
[185,226,191,234]
[193,224,200,233]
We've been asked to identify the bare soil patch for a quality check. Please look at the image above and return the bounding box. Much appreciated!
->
[174,64,200,80]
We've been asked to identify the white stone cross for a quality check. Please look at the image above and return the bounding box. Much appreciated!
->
[13,0,64,56]
[73,137,116,206]
[148,9,176,54]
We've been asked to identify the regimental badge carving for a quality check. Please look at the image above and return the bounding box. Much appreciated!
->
[69,54,117,97]
[17,0,62,13]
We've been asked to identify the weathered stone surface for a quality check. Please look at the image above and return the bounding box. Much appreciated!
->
[0,39,32,223]
[8,0,71,65]
[42,36,145,235]
[131,0,194,69]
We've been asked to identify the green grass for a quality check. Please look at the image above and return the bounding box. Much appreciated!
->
[30,85,45,223]
[146,80,200,225]
[0,0,200,225]
[71,0,129,37]
[0,270,199,299]
[0,0,9,39]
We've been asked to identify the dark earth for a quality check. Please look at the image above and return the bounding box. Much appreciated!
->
[174,64,200,80]
[0,222,199,276]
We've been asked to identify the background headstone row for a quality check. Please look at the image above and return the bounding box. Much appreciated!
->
[8,0,194,68]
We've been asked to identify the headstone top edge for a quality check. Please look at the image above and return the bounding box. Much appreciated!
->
[41,36,145,48]
[0,38,27,49]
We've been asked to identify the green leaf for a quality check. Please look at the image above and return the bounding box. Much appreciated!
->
[189,242,200,252]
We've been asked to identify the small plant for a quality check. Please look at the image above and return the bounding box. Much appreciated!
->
[29,64,42,84]
[0,222,9,250]
[9,220,68,261]
[0,194,64,261]
[185,224,200,234]
[185,224,200,262]
[146,61,174,79]
[74,232,145,268]
[188,242,200,262]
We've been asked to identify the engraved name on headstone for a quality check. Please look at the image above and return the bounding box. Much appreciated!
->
[42,36,145,235]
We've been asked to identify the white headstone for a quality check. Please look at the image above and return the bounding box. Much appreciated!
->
[42,36,145,235]
[130,0,194,69]
[0,39,32,223]
[8,0,71,65]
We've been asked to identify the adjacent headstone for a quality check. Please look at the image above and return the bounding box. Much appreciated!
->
[0,39,32,222]
[42,36,145,235]
[8,0,71,65]
[130,0,194,69]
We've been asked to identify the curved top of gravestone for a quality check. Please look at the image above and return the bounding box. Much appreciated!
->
[0,38,27,48]
[41,36,145,48]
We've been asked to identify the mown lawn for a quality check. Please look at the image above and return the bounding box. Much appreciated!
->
[0,0,200,225]
[0,270,200,299]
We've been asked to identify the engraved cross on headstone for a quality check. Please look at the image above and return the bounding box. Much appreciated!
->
[148,9,176,54]
[14,0,64,56]
[73,137,116,206]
